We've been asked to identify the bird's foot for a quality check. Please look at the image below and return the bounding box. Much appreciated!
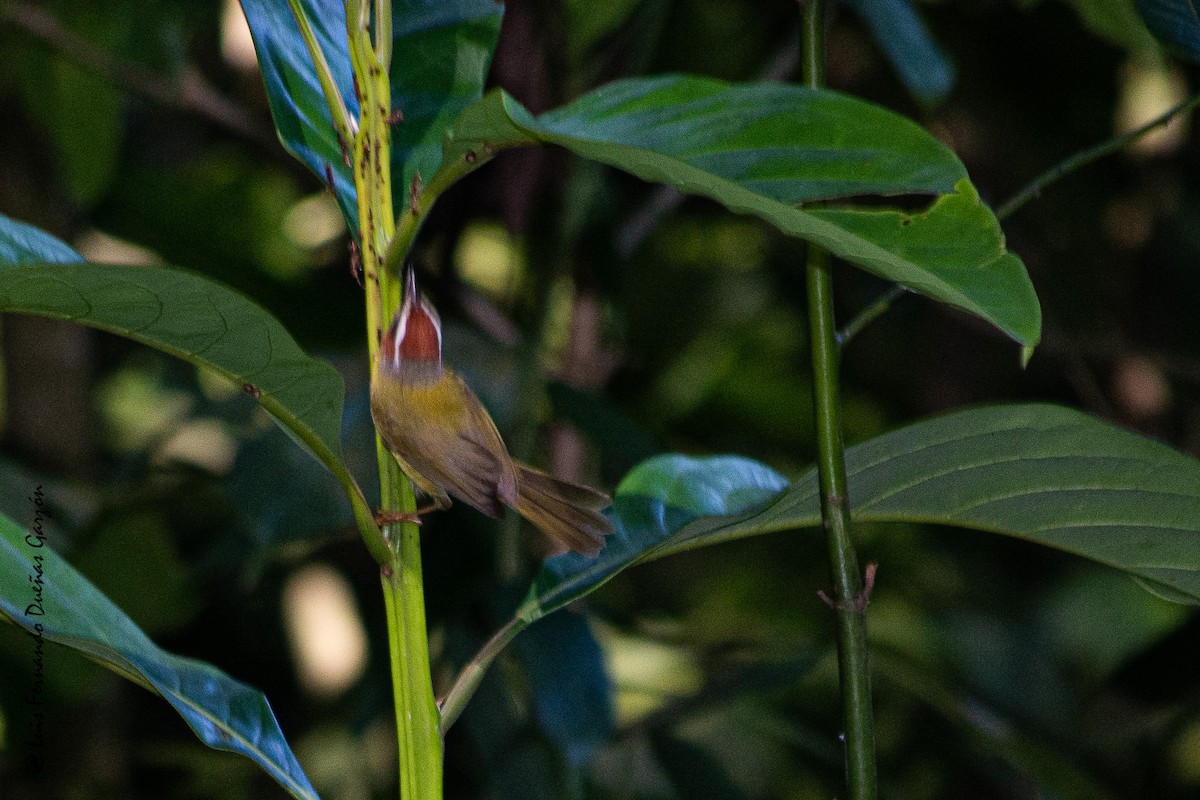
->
[374,509,423,526]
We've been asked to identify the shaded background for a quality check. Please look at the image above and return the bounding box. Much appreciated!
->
[2,0,1199,798]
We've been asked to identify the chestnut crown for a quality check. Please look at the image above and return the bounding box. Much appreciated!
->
[380,269,442,371]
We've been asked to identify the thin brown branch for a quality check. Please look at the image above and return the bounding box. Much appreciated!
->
[2,2,275,148]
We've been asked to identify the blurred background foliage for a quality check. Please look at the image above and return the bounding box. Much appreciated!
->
[1,0,1200,798]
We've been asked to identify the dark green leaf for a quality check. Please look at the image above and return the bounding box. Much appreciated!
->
[1135,0,1200,61]
[239,0,502,230]
[445,77,1041,346]
[513,607,613,767]
[0,514,318,800]
[844,0,956,104]
[518,404,1200,625]
[451,76,967,202]
[6,5,126,204]
[0,213,362,522]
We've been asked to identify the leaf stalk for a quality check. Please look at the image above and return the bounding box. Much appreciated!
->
[997,90,1200,221]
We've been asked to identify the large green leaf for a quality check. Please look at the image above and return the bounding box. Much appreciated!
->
[520,456,789,622]
[239,0,503,230]
[444,76,1040,347]
[0,214,369,535]
[0,513,318,800]
[517,403,1200,625]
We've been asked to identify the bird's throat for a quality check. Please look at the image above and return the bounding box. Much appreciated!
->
[384,358,444,388]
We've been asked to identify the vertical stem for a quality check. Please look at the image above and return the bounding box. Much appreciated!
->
[801,1,877,798]
[343,2,441,796]
[381,466,443,800]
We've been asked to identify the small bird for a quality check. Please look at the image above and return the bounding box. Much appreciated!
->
[370,269,612,556]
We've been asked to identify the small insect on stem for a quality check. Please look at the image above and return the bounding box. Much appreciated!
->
[386,108,404,126]
[349,240,363,288]
[409,173,422,216]
[242,383,262,400]
[465,150,478,164]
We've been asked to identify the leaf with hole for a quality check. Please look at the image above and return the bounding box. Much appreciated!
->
[444,76,1041,347]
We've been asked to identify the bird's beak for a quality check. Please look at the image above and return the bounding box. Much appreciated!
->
[404,267,418,309]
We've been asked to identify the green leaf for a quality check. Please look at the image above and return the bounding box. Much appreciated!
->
[518,404,1200,625]
[444,76,1041,347]
[0,214,85,265]
[512,607,613,767]
[0,217,340,468]
[520,456,789,622]
[1135,0,1200,61]
[0,214,374,549]
[0,513,318,800]
[843,0,956,104]
[239,0,502,230]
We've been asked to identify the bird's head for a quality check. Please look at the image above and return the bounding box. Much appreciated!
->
[380,269,443,379]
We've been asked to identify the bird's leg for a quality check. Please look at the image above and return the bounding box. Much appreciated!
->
[374,509,422,526]
[374,498,450,526]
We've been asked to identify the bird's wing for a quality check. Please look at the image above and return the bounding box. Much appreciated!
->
[453,374,520,509]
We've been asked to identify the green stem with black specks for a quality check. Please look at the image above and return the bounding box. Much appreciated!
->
[343,1,442,796]
[801,1,877,798]
[288,1,479,794]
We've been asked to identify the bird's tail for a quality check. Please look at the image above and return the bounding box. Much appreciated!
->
[514,464,613,557]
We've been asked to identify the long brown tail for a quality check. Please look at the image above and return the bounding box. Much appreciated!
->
[514,464,613,557]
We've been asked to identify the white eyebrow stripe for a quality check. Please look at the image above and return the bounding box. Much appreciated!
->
[418,298,442,354]
[390,304,410,366]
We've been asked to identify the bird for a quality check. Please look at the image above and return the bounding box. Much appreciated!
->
[369,269,612,557]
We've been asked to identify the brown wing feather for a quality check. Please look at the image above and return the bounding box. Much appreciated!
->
[398,374,515,517]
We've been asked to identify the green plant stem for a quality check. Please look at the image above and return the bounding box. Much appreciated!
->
[374,0,392,69]
[340,3,443,797]
[801,1,877,798]
[997,90,1200,221]
[438,617,529,733]
[381,465,443,800]
[837,284,905,348]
